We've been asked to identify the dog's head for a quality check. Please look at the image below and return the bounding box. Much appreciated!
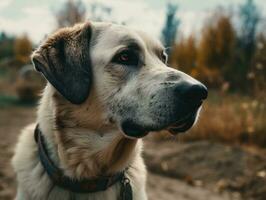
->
[32,21,207,139]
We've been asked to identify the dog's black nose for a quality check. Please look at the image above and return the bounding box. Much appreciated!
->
[178,82,208,104]
[184,84,208,101]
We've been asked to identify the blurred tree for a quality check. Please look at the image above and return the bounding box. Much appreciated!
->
[161,3,180,55]
[250,34,266,95]
[0,32,6,40]
[197,11,236,87]
[170,35,197,74]
[89,3,112,22]
[239,0,260,64]
[0,32,15,60]
[14,35,32,64]
[55,0,86,28]
[233,0,261,91]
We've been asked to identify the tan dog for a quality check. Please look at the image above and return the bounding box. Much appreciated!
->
[12,21,207,200]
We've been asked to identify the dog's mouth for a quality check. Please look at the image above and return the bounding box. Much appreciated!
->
[121,121,149,139]
[121,110,198,139]
[167,111,197,135]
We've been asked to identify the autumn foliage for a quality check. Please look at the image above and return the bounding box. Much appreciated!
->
[169,7,265,94]
[14,35,32,64]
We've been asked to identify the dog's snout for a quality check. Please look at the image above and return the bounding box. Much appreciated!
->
[177,82,208,104]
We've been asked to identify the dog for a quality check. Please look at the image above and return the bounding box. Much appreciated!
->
[12,21,207,200]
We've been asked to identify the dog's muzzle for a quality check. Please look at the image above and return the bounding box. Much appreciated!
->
[167,81,207,135]
[121,80,208,138]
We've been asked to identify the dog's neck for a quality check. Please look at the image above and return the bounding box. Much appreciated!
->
[37,85,141,179]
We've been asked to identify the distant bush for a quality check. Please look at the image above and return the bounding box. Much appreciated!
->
[14,35,32,64]
[14,66,46,102]
[14,79,40,102]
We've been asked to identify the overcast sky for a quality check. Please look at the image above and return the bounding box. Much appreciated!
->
[0,0,265,43]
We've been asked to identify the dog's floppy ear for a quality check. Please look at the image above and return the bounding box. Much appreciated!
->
[31,22,92,104]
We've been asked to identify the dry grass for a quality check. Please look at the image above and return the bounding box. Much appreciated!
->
[154,91,266,148]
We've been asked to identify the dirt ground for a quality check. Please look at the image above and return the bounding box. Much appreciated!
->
[145,139,266,200]
[0,106,266,200]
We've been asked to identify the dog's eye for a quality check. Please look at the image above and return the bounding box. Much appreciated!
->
[161,51,168,64]
[112,50,139,66]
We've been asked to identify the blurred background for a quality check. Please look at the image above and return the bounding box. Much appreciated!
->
[0,0,266,199]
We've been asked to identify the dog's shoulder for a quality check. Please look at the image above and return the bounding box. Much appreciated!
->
[12,123,47,200]
[12,123,37,172]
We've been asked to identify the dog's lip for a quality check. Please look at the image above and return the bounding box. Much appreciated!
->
[121,131,149,139]
[120,108,199,138]
[120,120,149,139]
[169,111,194,127]
[167,111,196,135]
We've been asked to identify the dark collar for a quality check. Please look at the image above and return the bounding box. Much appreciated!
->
[34,124,131,196]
